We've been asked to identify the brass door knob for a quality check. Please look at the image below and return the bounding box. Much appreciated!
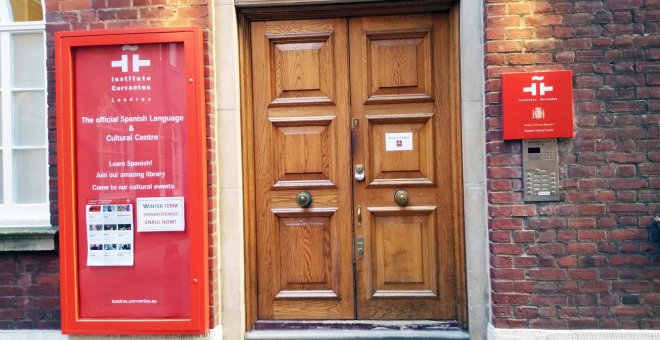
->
[394,189,409,206]
[296,191,313,208]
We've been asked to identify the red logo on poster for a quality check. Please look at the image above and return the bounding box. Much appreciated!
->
[502,70,574,140]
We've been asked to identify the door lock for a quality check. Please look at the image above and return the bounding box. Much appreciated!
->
[354,164,365,181]
[356,235,364,259]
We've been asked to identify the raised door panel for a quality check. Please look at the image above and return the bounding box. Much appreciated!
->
[252,19,353,320]
[368,207,438,298]
[271,117,336,188]
[362,24,433,104]
[269,33,335,106]
[366,113,434,186]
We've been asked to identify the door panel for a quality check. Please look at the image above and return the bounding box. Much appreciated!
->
[366,113,435,186]
[251,19,353,319]
[351,14,460,320]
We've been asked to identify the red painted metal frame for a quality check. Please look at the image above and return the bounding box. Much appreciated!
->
[56,27,208,335]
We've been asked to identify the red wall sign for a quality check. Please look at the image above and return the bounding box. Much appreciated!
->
[502,70,574,140]
[56,28,208,334]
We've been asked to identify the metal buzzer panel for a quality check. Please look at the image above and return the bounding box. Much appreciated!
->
[523,139,559,202]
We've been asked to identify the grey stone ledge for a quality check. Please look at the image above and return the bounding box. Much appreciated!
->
[246,329,470,340]
[0,226,58,251]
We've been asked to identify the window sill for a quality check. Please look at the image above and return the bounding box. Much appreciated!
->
[0,226,58,251]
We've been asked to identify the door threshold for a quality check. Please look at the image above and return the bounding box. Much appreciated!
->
[247,320,469,340]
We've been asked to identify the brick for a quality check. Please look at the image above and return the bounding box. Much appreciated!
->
[610,255,649,266]
[491,268,525,280]
[611,306,650,316]
[568,269,599,280]
[579,281,609,293]
[528,243,566,255]
[568,218,597,229]
[524,14,563,26]
[505,27,533,39]
[608,203,646,214]
[492,293,529,305]
[576,204,606,215]
[575,75,604,87]
[609,229,648,241]
[530,295,568,305]
[578,230,606,241]
[569,319,599,329]
[486,40,523,53]
[489,192,522,204]
[555,51,575,63]
[511,205,536,217]
[558,256,577,268]
[608,153,647,164]
[60,0,89,11]
[554,26,574,38]
[508,53,535,65]
[488,167,521,178]
[567,243,597,254]
[528,269,566,280]
[529,218,565,229]
[487,15,521,28]
[524,39,561,51]
[491,243,524,255]
[491,218,524,230]
[514,256,537,267]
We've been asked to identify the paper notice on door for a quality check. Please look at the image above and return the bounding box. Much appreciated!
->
[86,202,134,267]
[385,132,413,151]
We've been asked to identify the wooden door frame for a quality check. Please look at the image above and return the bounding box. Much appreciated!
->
[238,0,465,331]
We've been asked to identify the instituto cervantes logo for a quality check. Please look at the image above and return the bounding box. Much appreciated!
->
[523,75,554,96]
[111,46,151,73]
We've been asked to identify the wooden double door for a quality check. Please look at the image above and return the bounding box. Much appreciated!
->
[250,13,464,322]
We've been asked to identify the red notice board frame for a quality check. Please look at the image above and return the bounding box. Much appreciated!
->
[56,28,208,334]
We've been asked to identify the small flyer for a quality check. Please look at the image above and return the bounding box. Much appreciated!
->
[385,132,414,151]
[137,197,185,232]
[86,201,134,266]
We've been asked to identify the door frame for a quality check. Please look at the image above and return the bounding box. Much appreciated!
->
[238,0,465,331]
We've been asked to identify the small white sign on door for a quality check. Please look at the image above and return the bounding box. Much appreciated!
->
[385,132,413,151]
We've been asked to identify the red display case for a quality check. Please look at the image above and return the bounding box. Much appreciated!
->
[502,70,574,140]
[56,28,208,334]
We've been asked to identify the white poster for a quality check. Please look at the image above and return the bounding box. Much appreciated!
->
[385,132,414,151]
[86,203,134,266]
[137,197,185,232]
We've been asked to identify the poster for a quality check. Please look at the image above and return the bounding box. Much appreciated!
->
[73,42,191,318]
[137,197,185,232]
[86,201,134,266]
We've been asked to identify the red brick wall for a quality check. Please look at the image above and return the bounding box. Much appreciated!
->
[0,253,60,329]
[486,0,659,329]
[43,0,217,329]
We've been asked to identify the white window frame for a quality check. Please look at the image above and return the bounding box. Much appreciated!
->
[0,0,49,226]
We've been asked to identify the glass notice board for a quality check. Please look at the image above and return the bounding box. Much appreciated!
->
[56,28,208,334]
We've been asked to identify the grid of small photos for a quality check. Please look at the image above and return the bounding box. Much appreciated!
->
[86,203,134,266]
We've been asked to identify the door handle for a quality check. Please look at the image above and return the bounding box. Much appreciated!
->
[295,191,312,208]
[357,205,361,228]
[394,189,409,206]
[356,235,364,259]
[354,164,365,181]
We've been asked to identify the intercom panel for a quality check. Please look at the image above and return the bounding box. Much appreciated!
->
[523,139,559,202]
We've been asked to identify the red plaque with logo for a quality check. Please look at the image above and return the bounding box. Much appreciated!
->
[56,28,208,334]
[502,70,574,140]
